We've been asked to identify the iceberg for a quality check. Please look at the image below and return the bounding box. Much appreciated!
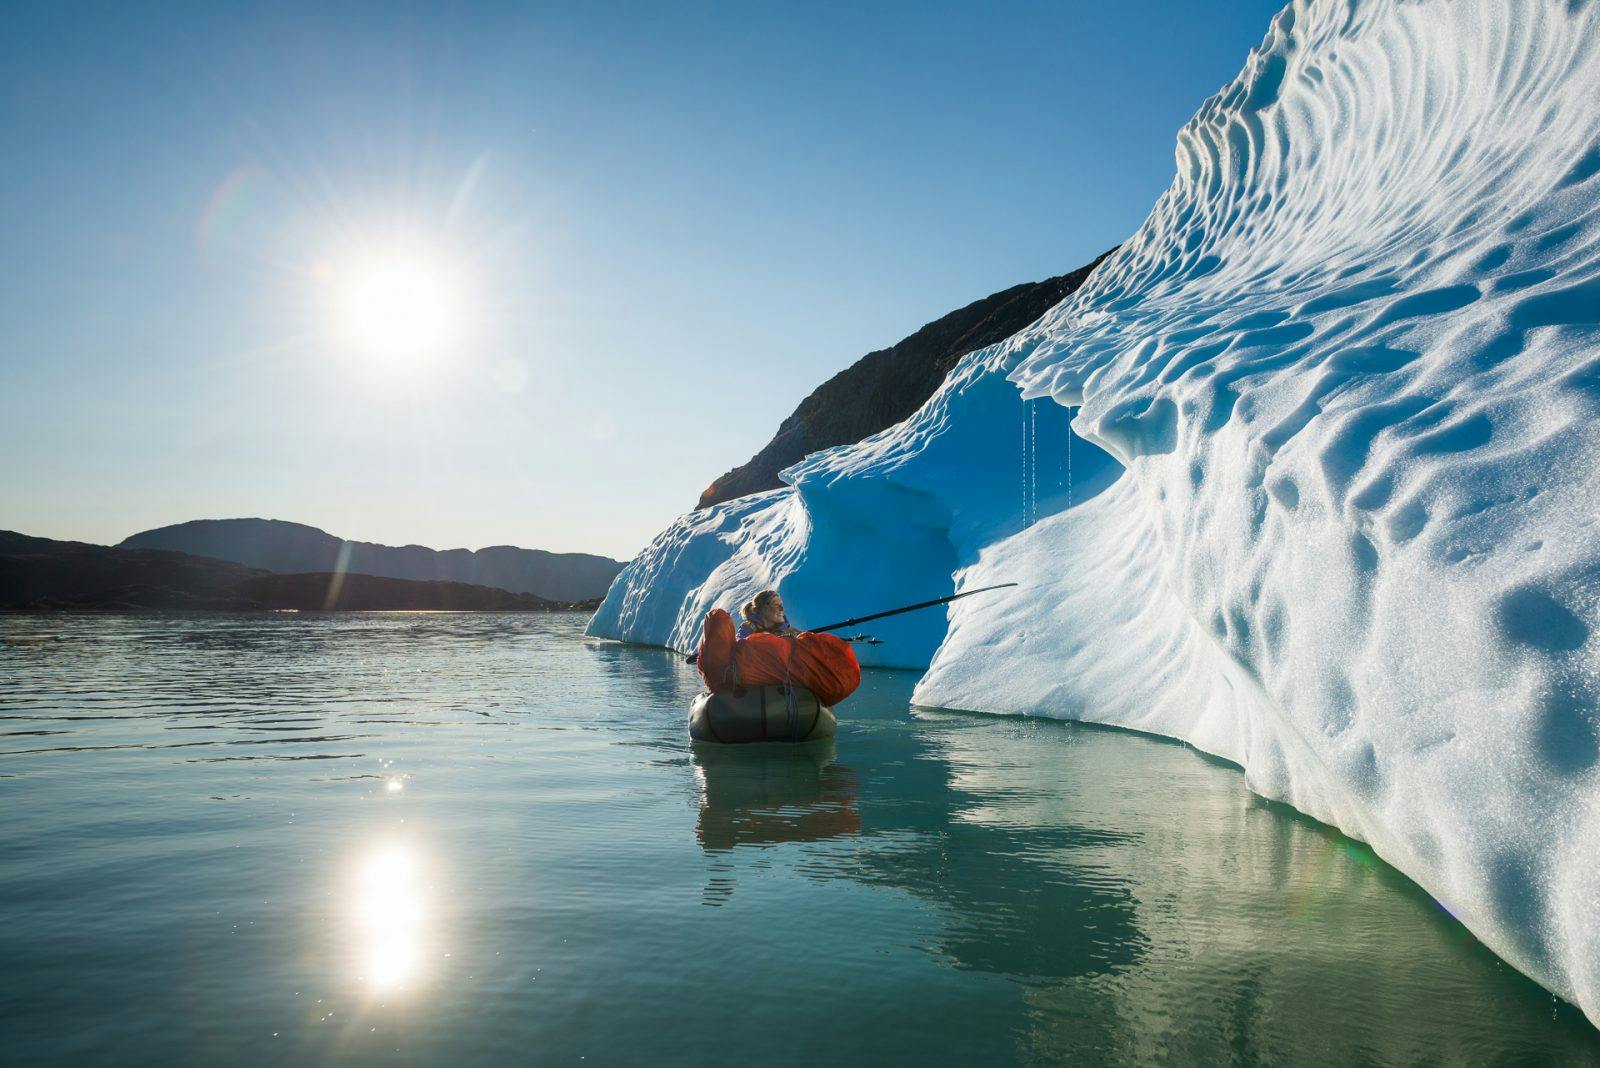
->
[591,0,1600,1024]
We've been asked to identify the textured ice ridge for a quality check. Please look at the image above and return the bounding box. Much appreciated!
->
[591,0,1600,1022]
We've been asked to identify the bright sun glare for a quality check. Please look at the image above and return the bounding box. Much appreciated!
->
[355,844,428,993]
[335,251,464,362]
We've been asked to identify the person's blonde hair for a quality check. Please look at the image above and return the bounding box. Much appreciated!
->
[741,589,783,629]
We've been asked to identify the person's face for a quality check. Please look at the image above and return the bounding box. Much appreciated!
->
[765,597,784,624]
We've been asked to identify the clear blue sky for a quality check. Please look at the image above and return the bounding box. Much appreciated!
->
[1,1,1284,560]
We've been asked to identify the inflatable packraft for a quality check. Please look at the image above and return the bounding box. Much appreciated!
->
[694,608,861,707]
[689,684,837,744]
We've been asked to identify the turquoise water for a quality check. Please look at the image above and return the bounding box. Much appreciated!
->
[2,613,1597,1065]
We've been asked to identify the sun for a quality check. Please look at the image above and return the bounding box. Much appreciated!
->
[333,250,465,362]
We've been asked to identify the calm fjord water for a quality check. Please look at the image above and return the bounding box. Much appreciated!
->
[1,613,1596,1066]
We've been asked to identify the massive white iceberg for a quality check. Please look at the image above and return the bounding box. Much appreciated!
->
[591,0,1600,1025]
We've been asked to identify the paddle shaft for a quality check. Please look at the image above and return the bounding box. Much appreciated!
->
[808,582,1018,634]
[684,583,1016,662]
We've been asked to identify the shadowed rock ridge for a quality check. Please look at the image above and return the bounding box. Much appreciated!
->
[0,530,595,611]
[696,249,1115,509]
[120,517,623,602]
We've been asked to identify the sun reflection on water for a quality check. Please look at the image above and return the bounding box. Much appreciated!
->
[353,844,428,993]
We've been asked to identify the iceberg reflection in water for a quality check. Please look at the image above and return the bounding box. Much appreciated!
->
[0,614,1595,1064]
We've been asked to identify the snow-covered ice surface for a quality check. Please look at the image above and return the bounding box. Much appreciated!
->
[592,0,1600,1024]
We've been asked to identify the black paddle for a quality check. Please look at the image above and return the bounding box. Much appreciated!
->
[683,583,1017,662]
[807,582,1018,634]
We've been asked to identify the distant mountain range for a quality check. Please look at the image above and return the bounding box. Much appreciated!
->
[0,530,592,612]
[696,251,1115,508]
[120,518,624,602]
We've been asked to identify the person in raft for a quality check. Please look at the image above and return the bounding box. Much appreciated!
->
[698,591,862,707]
[737,590,797,640]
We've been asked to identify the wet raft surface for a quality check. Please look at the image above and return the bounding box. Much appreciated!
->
[1,613,1596,1065]
[689,684,836,743]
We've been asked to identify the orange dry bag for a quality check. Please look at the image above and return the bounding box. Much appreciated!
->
[695,608,862,706]
[696,608,738,691]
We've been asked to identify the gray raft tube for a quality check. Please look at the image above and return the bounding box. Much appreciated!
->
[689,684,837,744]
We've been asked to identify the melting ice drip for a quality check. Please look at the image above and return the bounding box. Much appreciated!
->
[1021,398,1041,529]
[592,0,1600,1026]
[1065,409,1073,508]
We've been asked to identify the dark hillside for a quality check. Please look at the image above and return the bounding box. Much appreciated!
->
[120,518,623,601]
[0,531,596,611]
[0,531,262,609]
